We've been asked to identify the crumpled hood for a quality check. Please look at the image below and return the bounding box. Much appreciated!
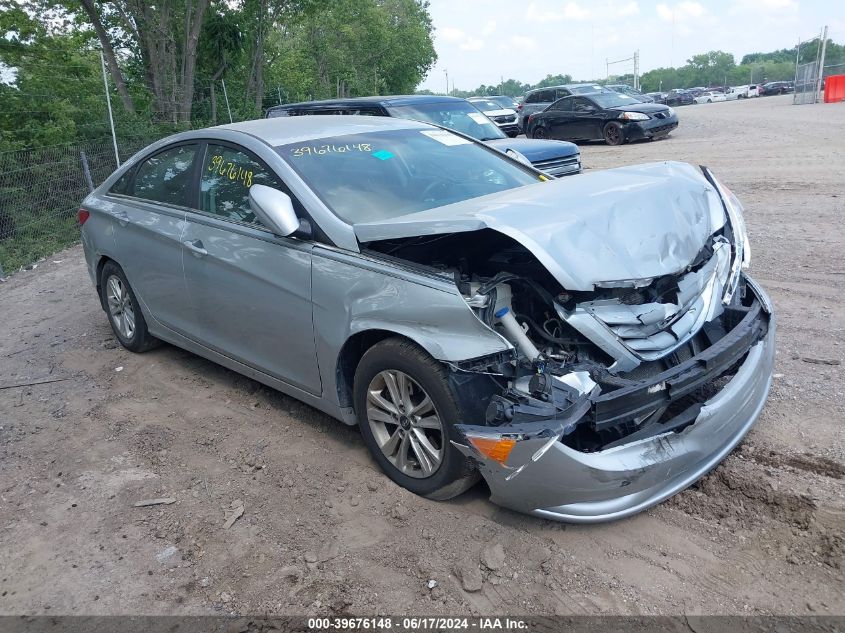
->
[354,161,727,291]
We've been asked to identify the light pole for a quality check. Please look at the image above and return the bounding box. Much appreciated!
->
[444,68,449,95]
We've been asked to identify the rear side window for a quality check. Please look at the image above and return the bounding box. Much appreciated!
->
[132,145,198,207]
[549,97,572,112]
[200,144,283,225]
[539,90,555,102]
[525,91,539,104]
[555,88,571,99]
[109,169,132,195]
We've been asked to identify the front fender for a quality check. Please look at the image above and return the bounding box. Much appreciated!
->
[311,246,512,410]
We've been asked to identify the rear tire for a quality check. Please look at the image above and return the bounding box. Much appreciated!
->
[531,126,549,139]
[353,338,478,500]
[100,261,160,353]
[603,121,625,146]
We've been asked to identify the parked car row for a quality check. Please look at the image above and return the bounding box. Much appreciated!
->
[267,96,582,177]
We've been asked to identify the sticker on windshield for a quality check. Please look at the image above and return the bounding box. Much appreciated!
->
[420,130,471,146]
[372,149,394,160]
[290,143,372,157]
[468,112,489,125]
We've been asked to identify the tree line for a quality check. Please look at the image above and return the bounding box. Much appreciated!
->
[428,38,844,99]
[0,0,437,151]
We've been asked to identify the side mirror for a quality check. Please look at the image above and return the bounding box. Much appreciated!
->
[249,185,300,237]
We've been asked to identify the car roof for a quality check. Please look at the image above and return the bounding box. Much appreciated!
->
[266,95,465,113]
[211,115,432,146]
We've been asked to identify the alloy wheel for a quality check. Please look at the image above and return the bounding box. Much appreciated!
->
[365,370,444,478]
[105,274,136,340]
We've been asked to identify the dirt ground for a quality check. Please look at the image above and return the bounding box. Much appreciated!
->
[1,94,842,617]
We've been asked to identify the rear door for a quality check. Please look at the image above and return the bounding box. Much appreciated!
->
[546,97,575,138]
[180,141,321,394]
[111,143,197,336]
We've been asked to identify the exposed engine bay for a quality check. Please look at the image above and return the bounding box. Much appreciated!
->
[365,219,768,454]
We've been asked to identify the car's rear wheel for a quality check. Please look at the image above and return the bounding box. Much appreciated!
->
[531,126,549,139]
[100,261,159,353]
[353,338,478,500]
[603,121,625,146]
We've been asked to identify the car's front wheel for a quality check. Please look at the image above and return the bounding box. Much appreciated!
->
[353,338,478,500]
[531,126,549,139]
[603,121,625,146]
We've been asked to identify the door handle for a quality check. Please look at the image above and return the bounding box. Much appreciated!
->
[114,209,129,226]
[183,239,208,257]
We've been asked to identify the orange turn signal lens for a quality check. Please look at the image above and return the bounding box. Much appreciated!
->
[467,436,517,465]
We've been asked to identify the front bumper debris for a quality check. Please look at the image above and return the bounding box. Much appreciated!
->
[453,276,775,523]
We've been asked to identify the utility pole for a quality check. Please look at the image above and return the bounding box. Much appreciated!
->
[816,25,829,102]
[444,68,449,95]
[100,51,120,168]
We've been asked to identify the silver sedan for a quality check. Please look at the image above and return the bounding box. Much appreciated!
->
[80,115,774,522]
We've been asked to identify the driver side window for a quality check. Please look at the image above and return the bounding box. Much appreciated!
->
[199,144,282,225]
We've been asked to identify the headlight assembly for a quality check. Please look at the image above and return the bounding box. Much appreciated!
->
[619,112,650,121]
[702,167,751,304]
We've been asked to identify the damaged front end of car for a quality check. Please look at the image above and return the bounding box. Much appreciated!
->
[356,162,774,522]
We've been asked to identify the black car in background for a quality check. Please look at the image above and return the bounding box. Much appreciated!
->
[760,81,794,96]
[525,92,678,146]
[665,89,695,106]
[645,92,669,104]
[267,95,582,177]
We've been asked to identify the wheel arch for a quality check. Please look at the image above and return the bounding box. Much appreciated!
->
[95,254,118,310]
[335,328,428,411]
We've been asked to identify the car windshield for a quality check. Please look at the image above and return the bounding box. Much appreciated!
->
[489,96,517,109]
[588,93,641,108]
[471,99,506,111]
[277,128,540,224]
[571,85,604,94]
[387,102,506,141]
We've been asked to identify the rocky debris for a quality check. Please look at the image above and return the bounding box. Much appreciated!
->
[133,497,176,507]
[223,501,244,530]
[481,543,505,571]
[155,545,178,563]
[279,565,303,582]
[426,579,437,589]
[456,562,483,592]
[366,480,379,492]
[390,504,409,521]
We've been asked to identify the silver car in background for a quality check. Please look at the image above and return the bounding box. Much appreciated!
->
[467,97,520,137]
[80,116,774,522]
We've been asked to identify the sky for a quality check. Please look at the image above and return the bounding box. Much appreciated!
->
[418,0,842,92]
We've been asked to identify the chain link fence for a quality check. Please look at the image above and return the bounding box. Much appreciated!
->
[0,135,159,276]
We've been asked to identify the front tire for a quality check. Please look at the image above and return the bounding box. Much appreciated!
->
[603,121,625,146]
[100,261,159,353]
[353,338,478,500]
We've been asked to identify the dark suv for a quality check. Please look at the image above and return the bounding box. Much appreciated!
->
[267,95,581,177]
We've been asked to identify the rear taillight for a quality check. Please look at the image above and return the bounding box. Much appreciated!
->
[517,103,523,110]
[77,209,90,225]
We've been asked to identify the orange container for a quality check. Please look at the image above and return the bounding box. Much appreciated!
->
[823,74,845,103]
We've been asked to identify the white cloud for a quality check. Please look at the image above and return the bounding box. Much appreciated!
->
[481,19,497,36]
[657,1,705,22]
[438,26,464,42]
[616,1,640,17]
[509,35,538,50]
[526,1,592,22]
[460,37,484,51]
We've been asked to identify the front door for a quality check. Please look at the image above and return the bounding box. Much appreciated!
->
[180,142,321,394]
